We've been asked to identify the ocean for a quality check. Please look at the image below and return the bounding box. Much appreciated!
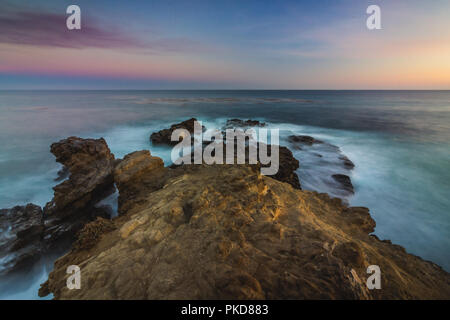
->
[0,90,449,299]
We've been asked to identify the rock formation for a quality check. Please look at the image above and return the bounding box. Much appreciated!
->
[0,137,117,278]
[150,118,205,145]
[40,153,450,300]
[0,204,44,277]
[113,150,166,215]
[271,146,301,189]
[43,137,116,250]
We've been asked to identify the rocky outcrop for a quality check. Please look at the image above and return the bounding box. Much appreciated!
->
[113,150,166,215]
[43,137,116,250]
[40,159,450,300]
[150,118,205,145]
[0,204,44,276]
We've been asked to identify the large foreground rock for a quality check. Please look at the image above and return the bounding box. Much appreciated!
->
[40,163,450,299]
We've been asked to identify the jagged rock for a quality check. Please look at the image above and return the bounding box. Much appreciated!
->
[0,204,44,276]
[271,146,301,189]
[150,118,204,145]
[288,135,323,145]
[113,150,166,215]
[43,137,116,249]
[332,174,354,194]
[41,163,450,300]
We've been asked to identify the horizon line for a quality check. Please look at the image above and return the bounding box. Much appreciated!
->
[1,89,450,91]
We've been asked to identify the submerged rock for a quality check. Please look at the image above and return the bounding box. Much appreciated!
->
[332,174,354,194]
[41,160,450,300]
[286,134,357,197]
[288,135,324,145]
[339,155,355,169]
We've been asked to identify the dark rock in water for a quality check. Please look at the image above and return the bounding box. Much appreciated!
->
[0,204,44,276]
[313,153,323,158]
[150,118,205,145]
[288,135,323,145]
[224,119,266,129]
[271,146,301,189]
[339,155,355,169]
[43,136,116,250]
[332,174,354,194]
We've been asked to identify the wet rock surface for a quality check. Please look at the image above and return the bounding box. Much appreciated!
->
[271,146,301,189]
[0,204,44,277]
[332,174,354,194]
[286,134,356,197]
[339,155,355,169]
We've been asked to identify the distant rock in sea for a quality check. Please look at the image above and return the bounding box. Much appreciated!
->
[150,118,204,145]
[288,135,324,146]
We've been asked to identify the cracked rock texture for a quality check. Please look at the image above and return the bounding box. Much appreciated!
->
[40,154,450,299]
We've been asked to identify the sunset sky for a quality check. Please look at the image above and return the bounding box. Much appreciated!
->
[1,0,449,89]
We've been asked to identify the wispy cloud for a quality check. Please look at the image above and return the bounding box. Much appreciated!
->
[0,5,201,53]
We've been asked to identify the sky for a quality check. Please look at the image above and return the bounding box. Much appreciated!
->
[0,0,449,90]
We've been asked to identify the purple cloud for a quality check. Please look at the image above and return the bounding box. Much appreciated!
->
[0,6,201,52]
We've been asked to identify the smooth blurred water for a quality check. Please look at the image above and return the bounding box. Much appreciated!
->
[1,90,449,298]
